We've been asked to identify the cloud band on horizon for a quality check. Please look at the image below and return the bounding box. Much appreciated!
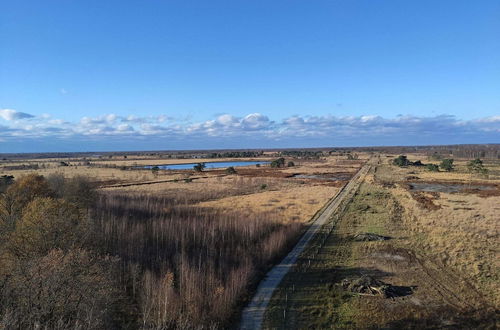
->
[0,109,499,152]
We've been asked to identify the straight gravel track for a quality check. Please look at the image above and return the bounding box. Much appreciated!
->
[239,160,373,329]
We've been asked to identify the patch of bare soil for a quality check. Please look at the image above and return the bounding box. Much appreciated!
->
[410,191,441,210]
[462,187,500,197]
[380,182,396,188]
[226,168,295,178]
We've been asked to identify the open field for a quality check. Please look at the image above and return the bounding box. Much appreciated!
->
[264,154,499,329]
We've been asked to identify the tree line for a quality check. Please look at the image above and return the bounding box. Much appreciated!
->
[393,155,488,175]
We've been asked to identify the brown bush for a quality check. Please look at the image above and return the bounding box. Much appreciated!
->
[48,174,97,209]
[1,249,121,329]
[8,197,89,259]
[0,174,53,232]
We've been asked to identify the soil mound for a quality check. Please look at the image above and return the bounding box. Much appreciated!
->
[341,276,414,298]
[353,233,390,241]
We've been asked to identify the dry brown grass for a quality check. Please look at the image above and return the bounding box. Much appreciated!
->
[1,166,173,183]
[199,184,339,223]
[103,175,300,203]
[281,157,361,175]
[374,159,499,306]
[391,183,500,307]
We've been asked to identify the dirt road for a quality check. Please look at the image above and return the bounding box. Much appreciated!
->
[239,160,372,330]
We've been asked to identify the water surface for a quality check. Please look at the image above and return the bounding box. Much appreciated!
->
[144,161,270,170]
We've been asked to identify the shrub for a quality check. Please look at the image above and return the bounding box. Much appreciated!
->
[440,159,454,171]
[1,249,121,329]
[63,176,97,209]
[393,155,411,167]
[47,173,65,196]
[193,163,205,172]
[426,164,439,172]
[8,197,88,258]
[467,158,488,175]
[0,175,14,193]
[48,174,97,209]
[0,174,53,231]
[271,158,286,168]
[226,166,237,174]
[287,161,295,167]
[151,166,160,177]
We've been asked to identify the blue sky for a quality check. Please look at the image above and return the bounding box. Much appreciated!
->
[1,0,499,152]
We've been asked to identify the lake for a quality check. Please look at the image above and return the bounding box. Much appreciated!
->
[144,161,271,170]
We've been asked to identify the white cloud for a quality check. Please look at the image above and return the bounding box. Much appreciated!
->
[156,115,171,123]
[0,110,498,147]
[0,109,34,121]
[217,114,239,126]
[241,113,271,130]
[476,116,500,123]
[48,119,65,125]
[117,124,134,132]
[105,114,117,123]
[80,114,119,126]
[360,115,381,123]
